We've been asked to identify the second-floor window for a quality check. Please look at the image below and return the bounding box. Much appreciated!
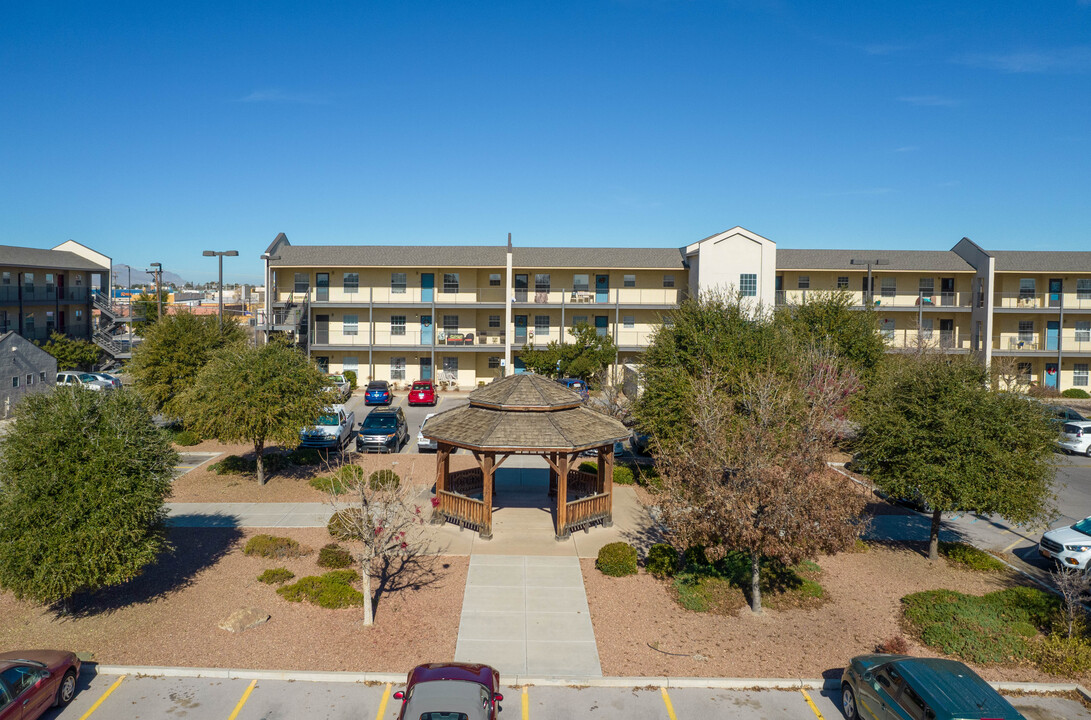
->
[391,315,406,336]
[663,275,675,288]
[488,315,501,329]
[535,274,550,292]
[294,273,309,294]
[1,272,9,285]
[573,274,589,292]
[443,315,459,333]
[1019,320,1034,343]
[1077,321,1091,343]
[343,314,358,336]
[391,272,407,294]
[881,277,896,298]
[572,315,588,327]
[24,273,34,290]
[443,273,459,293]
[919,278,934,299]
[343,273,359,293]
[623,315,635,329]
[1019,278,1036,298]
[837,276,849,289]
[797,275,810,290]
[624,274,636,288]
[534,315,550,334]
[739,274,757,297]
[489,273,501,287]
[1079,279,1091,300]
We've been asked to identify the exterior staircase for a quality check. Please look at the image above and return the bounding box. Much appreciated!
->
[91,291,141,363]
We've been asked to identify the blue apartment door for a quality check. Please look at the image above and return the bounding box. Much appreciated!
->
[595,315,608,337]
[514,315,527,343]
[1049,278,1063,308]
[421,315,433,345]
[1047,320,1060,351]
[422,274,434,303]
[1045,363,1058,389]
[419,357,432,381]
[595,274,609,303]
[513,357,526,374]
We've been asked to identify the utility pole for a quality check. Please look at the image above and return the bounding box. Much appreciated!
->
[148,262,163,321]
[203,250,239,331]
[850,257,890,306]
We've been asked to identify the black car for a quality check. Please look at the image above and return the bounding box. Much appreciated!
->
[357,406,409,453]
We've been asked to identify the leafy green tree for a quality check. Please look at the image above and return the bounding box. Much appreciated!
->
[775,290,886,379]
[854,352,1057,560]
[519,323,618,383]
[182,338,331,485]
[131,290,169,334]
[0,387,176,606]
[128,309,246,418]
[37,331,102,370]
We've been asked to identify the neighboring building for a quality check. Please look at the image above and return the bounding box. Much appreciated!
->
[0,331,57,418]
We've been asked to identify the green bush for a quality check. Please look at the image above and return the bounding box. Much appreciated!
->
[328,508,364,540]
[634,464,662,489]
[368,469,401,490]
[258,567,295,585]
[288,448,323,466]
[1062,389,1091,399]
[1035,633,1091,676]
[310,465,365,494]
[596,542,638,577]
[682,545,711,572]
[903,587,1060,664]
[243,534,305,559]
[343,370,358,390]
[211,454,256,474]
[578,461,597,474]
[939,542,1007,572]
[577,461,636,485]
[318,543,354,569]
[173,430,201,446]
[276,570,364,609]
[645,543,679,577]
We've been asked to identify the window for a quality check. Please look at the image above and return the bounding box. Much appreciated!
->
[442,356,458,378]
[880,318,895,340]
[489,273,501,287]
[487,315,501,329]
[488,356,501,369]
[1018,362,1032,382]
[623,274,636,288]
[573,274,589,292]
[24,313,34,333]
[1076,364,1090,387]
[1078,322,1091,343]
[535,274,550,292]
[11,376,18,388]
[26,374,33,385]
[797,275,810,290]
[919,318,933,339]
[340,273,358,294]
[837,276,849,290]
[572,315,588,327]
[45,273,54,289]
[39,372,46,382]
[294,273,309,293]
[343,357,358,373]
[739,274,757,297]
[534,315,550,334]
[919,277,934,298]
[1019,278,1036,298]
[74,274,82,286]
[391,357,406,380]
[880,277,896,298]
[75,309,82,322]
[391,315,406,336]
[442,273,459,293]
[896,683,931,720]
[1019,320,1034,343]
[1,272,8,285]
[24,272,34,287]
[443,315,459,333]
[663,275,675,288]
[343,314,358,336]
[1079,279,1091,300]
[623,315,635,329]
[391,272,406,294]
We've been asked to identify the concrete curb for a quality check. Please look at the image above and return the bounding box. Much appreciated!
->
[84,665,1091,697]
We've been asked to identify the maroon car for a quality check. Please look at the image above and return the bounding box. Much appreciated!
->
[393,663,503,720]
[0,650,80,720]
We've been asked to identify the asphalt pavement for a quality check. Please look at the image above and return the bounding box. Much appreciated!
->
[344,390,468,454]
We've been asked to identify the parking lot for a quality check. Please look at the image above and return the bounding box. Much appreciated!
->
[40,670,1089,720]
[344,390,467,455]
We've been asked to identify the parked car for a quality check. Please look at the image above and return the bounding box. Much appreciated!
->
[1056,421,1091,456]
[365,380,393,405]
[357,406,409,453]
[1038,515,1091,570]
[393,663,503,720]
[417,413,438,453]
[87,371,123,388]
[630,429,652,455]
[557,377,589,401]
[408,380,437,406]
[0,649,81,720]
[299,405,356,450]
[1045,404,1086,426]
[55,372,110,391]
[325,374,351,402]
[840,654,1023,720]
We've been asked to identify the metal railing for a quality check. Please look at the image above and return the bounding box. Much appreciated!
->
[284,286,682,307]
[776,289,972,308]
[992,291,1091,310]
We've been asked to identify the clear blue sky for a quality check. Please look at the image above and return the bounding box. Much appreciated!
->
[2,1,1089,284]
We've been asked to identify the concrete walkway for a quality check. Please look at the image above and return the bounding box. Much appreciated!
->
[167,502,333,528]
[453,554,602,677]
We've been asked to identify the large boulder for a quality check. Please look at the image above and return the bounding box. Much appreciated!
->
[218,607,270,633]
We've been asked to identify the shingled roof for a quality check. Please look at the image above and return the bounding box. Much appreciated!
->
[0,245,108,271]
[777,249,975,272]
[469,372,582,410]
[990,251,1091,273]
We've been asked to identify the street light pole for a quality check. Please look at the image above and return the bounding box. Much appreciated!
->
[148,262,163,321]
[203,250,239,331]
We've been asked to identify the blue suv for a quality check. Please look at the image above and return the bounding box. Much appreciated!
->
[364,380,393,405]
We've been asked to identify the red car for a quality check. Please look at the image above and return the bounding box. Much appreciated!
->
[0,650,80,720]
[408,380,437,407]
[393,663,503,720]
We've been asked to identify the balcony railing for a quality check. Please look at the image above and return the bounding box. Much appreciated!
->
[993,291,1091,310]
[0,286,90,304]
[882,329,967,350]
[310,329,509,347]
[286,286,681,307]
[776,289,972,308]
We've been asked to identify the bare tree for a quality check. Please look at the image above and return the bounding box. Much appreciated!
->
[1051,567,1091,639]
[588,370,633,424]
[326,466,431,626]
[656,347,867,614]
[991,354,1031,394]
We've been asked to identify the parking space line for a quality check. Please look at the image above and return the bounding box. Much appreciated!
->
[800,689,825,719]
[77,674,125,720]
[660,687,678,720]
[375,682,392,720]
[521,686,529,720]
[227,678,257,720]
[1003,537,1025,553]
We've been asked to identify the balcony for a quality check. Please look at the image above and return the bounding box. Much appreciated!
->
[993,291,1091,311]
[883,329,968,351]
[309,328,508,348]
[776,290,972,309]
[284,286,681,307]
[0,286,90,305]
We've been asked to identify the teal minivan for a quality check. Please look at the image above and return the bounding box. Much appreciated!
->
[841,655,1024,720]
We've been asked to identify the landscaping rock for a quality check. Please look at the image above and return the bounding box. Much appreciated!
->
[218,607,270,633]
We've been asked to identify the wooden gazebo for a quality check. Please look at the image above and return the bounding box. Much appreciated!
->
[422,373,629,540]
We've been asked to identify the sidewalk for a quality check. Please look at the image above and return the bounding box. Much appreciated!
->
[167,502,333,528]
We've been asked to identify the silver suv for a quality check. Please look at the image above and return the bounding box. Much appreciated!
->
[55,372,110,391]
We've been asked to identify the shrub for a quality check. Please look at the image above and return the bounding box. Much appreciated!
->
[328,508,364,540]
[939,542,1007,572]
[289,448,323,466]
[368,469,401,490]
[343,370,358,390]
[173,430,201,446]
[578,461,597,474]
[596,542,638,577]
[682,545,711,572]
[318,543,354,569]
[1062,388,1091,399]
[311,465,365,494]
[276,570,364,609]
[1035,633,1091,676]
[244,534,305,559]
[876,636,910,654]
[211,454,256,475]
[1028,384,1062,399]
[577,461,636,485]
[645,543,679,577]
[258,567,295,585]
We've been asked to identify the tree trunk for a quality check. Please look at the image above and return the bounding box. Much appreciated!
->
[362,560,374,626]
[750,552,762,614]
[255,439,266,486]
[928,507,942,561]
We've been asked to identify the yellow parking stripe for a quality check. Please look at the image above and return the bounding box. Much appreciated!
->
[660,687,678,720]
[800,688,825,719]
[374,682,392,720]
[522,686,529,720]
[78,674,125,720]
[227,679,257,720]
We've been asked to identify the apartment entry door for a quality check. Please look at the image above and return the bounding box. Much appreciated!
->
[421,315,433,345]
[514,315,527,343]
[419,357,432,381]
[1047,320,1060,351]
[595,275,609,303]
[1049,278,1063,308]
[1045,363,1059,389]
[515,274,528,303]
[939,319,954,347]
[595,315,608,337]
[421,274,434,303]
[314,314,329,344]
[316,273,329,302]
[941,277,955,306]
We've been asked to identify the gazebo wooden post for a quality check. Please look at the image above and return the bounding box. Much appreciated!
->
[481,453,494,540]
[602,444,614,527]
[431,443,451,524]
[555,452,569,540]
[548,451,557,498]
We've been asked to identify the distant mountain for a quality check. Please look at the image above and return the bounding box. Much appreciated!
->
[111,264,188,287]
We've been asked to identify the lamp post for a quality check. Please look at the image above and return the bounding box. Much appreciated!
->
[261,252,280,345]
[203,250,239,331]
[849,258,890,306]
[148,262,163,321]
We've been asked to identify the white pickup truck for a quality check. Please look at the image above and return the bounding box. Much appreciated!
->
[300,404,355,450]
[325,374,351,402]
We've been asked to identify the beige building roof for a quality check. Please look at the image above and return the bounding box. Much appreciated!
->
[776,249,975,272]
[991,251,1091,273]
[0,244,107,271]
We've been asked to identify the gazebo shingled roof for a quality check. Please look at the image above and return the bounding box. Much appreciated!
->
[423,405,629,451]
[466,372,585,411]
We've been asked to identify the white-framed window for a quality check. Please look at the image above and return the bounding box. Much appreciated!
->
[837,276,849,289]
[534,315,550,334]
[573,274,589,292]
[1019,278,1036,298]
[881,277,896,298]
[343,357,358,373]
[662,275,675,288]
[623,274,636,288]
[1077,322,1091,343]
[1079,279,1091,300]
[739,274,757,297]
[488,315,501,329]
[1,272,9,285]
[535,274,550,292]
[38,371,46,382]
[343,273,359,293]
[443,315,459,333]
[1019,320,1034,343]
[391,272,407,294]
[797,276,810,290]
[572,315,588,327]
[879,318,895,340]
[343,314,358,336]
[623,315,635,329]
[391,315,406,336]
[489,273,501,287]
[488,356,501,369]
[1076,364,1089,387]
[390,357,406,380]
[919,277,934,299]
[442,356,458,378]
[74,274,82,286]
[443,273,459,293]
